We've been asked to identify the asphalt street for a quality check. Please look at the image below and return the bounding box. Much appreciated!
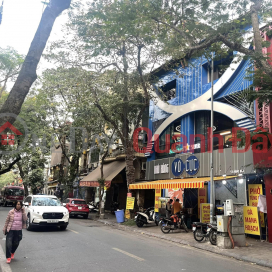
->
[0,206,271,272]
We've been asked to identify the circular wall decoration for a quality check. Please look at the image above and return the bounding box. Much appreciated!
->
[172,158,185,177]
[186,155,200,176]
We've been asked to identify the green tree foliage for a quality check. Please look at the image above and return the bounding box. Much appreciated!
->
[0,47,24,95]
[45,0,164,187]
[19,149,46,195]
[0,171,14,190]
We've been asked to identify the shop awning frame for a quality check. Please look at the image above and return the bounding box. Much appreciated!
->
[79,160,126,188]
[129,176,236,190]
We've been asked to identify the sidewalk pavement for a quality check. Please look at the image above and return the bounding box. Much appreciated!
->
[90,213,272,269]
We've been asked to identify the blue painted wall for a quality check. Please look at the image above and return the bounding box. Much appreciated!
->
[147,52,255,162]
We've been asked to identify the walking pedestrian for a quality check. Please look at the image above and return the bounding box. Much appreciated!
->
[165,199,173,218]
[3,201,27,264]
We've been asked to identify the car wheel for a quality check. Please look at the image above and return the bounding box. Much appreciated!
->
[60,225,67,230]
[84,214,89,219]
[4,201,7,207]
[26,214,33,231]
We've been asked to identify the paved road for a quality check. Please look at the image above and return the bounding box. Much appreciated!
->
[0,206,271,272]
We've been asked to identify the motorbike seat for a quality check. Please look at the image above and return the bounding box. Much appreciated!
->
[194,222,207,226]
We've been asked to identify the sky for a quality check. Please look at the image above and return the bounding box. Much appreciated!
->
[0,0,73,90]
[0,0,68,55]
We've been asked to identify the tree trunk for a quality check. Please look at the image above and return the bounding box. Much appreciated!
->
[126,141,135,191]
[99,150,108,218]
[17,161,28,197]
[0,0,71,126]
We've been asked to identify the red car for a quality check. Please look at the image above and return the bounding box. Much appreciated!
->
[63,198,89,219]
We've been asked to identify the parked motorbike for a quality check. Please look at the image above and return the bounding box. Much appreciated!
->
[208,223,217,245]
[135,207,159,227]
[192,222,209,242]
[160,212,188,233]
[110,201,119,214]
[88,201,99,213]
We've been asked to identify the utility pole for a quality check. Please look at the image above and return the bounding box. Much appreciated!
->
[210,52,215,224]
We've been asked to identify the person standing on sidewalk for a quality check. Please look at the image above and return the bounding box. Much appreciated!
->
[3,201,27,264]
[166,199,173,218]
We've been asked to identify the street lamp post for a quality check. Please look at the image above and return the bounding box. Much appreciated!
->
[210,52,215,223]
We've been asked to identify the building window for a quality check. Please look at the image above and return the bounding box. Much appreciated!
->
[160,80,176,101]
[194,111,235,153]
[203,55,233,84]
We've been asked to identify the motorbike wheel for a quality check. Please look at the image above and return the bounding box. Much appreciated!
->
[161,223,171,234]
[194,229,205,242]
[136,221,144,228]
[209,230,217,245]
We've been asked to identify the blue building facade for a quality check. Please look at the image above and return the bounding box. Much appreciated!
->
[146,52,256,162]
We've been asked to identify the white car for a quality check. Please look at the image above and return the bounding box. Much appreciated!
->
[23,195,69,231]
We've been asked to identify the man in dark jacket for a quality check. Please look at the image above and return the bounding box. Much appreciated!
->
[166,199,173,218]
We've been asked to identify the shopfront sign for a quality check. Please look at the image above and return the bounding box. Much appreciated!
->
[248,184,265,228]
[243,206,260,235]
[154,163,169,174]
[126,197,135,210]
[172,158,185,177]
[154,189,161,212]
[146,147,254,180]
[200,203,210,223]
[186,155,199,176]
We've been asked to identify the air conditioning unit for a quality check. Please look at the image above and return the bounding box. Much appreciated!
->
[141,162,146,170]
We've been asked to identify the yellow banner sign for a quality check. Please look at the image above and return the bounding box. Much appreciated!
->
[248,184,265,228]
[198,186,207,218]
[125,209,130,219]
[154,189,161,212]
[126,197,135,210]
[243,206,260,235]
[200,203,210,223]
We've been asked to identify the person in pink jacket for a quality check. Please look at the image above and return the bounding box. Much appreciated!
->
[3,201,27,264]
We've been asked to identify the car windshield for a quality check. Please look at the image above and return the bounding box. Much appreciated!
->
[71,200,86,205]
[32,197,62,206]
[7,189,24,196]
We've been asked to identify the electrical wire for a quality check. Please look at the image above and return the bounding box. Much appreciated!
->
[227,216,235,249]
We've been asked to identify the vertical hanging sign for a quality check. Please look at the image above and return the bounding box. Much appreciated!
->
[243,206,261,235]
[200,203,210,223]
[248,184,265,228]
[198,185,207,218]
[154,189,161,212]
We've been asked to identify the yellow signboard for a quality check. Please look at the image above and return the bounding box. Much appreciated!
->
[126,197,135,210]
[243,206,260,235]
[248,184,265,228]
[154,189,161,212]
[200,203,210,223]
[198,186,208,218]
[125,209,130,219]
